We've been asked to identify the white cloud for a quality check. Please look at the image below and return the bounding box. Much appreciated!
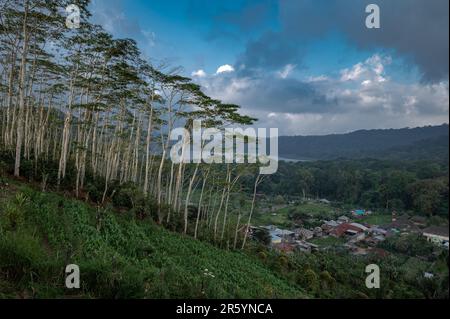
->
[191,53,448,135]
[340,54,391,83]
[191,69,207,77]
[340,63,365,81]
[216,64,235,74]
[277,64,296,79]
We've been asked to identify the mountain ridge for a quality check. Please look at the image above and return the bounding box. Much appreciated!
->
[278,124,449,160]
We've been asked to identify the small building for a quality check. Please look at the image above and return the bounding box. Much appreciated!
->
[264,226,295,244]
[352,209,366,217]
[422,226,449,247]
[313,226,323,237]
[369,226,388,236]
[295,228,314,240]
[330,223,365,238]
[270,234,282,245]
[338,215,350,224]
[349,222,369,232]
[295,240,319,253]
[381,216,420,234]
[323,220,339,228]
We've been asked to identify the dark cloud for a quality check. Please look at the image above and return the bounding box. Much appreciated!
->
[238,0,449,81]
[236,31,307,74]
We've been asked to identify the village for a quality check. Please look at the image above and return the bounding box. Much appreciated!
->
[250,203,449,256]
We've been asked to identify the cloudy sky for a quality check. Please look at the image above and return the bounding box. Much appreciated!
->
[90,0,449,136]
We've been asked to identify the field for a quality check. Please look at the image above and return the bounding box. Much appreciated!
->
[308,236,346,247]
[252,200,342,227]
[357,213,392,226]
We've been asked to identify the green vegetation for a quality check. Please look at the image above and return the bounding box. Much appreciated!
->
[0,179,306,298]
[259,159,449,219]
[1,177,448,299]
[253,201,340,227]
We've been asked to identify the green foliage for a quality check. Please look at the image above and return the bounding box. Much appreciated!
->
[258,158,449,217]
[380,234,437,258]
[0,183,306,298]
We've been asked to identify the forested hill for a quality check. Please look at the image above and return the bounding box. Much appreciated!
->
[278,124,449,161]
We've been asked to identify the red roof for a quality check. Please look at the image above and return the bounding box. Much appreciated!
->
[331,223,364,237]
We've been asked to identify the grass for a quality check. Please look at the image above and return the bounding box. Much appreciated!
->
[308,236,346,247]
[358,213,392,225]
[252,201,342,227]
[0,177,308,299]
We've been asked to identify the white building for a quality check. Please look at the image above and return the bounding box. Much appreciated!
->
[422,226,449,248]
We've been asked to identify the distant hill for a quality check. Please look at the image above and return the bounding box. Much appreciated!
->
[278,124,449,161]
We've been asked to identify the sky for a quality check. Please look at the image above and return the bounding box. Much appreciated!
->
[90,0,449,136]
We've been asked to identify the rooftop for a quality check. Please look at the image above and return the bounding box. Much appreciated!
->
[423,226,449,238]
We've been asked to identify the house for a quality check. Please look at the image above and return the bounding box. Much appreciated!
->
[330,223,365,237]
[422,226,449,247]
[270,234,282,245]
[373,235,385,242]
[264,226,295,244]
[274,228,295,238]
[369,226,388,236]
[353,232,366,242]
[352,209,366,217]
[381,216,420,233]
[326,220,339,227]
[338,215,350,223]
[295,228,314,240]
[349,222,369,232]
[295,240,319,253]
[313,226,323,237]
[322,220,339,231]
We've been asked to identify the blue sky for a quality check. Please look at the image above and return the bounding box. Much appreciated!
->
[90,0,449,135]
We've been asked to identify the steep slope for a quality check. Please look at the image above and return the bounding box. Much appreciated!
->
[0,178,307,299]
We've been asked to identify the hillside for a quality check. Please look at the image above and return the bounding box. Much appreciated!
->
[0,177,307,299]
[278,124,449,160]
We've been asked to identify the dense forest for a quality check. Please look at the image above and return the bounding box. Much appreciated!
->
[258,159,449,217]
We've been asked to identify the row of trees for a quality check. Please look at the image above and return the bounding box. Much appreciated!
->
[0,0,263,248]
